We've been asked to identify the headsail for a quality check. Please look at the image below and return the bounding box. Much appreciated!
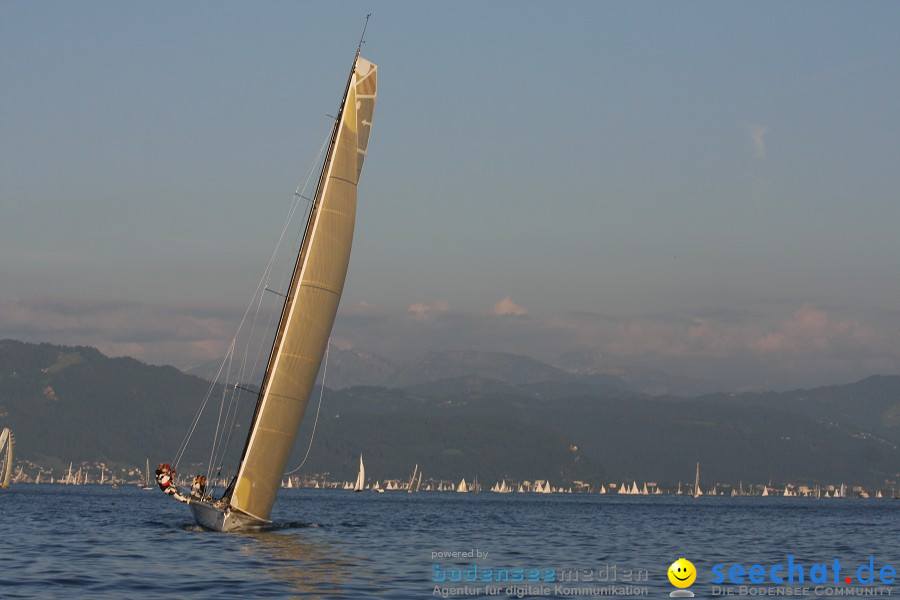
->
[221,52,377,525]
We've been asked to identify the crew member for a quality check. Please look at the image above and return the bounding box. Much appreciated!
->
[190,475,207,499]
[155,463,190,504]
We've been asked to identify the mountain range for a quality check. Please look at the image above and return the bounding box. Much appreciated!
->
[185,346,722,397]
[1,339,898,487]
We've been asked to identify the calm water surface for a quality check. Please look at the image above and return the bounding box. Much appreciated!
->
[0,486,897,599]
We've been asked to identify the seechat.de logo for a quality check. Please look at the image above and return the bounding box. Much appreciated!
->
[669,558,697,597]
[711,556,896,586]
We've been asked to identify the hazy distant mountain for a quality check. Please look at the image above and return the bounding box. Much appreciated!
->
[184,347,638,394]
[1,339,898,486]
[184,346,712,397]
[557,350,722,396]
[0,339,246,472]
[324,346,399,388]
[299,384,899,486]
[400,375,636,401]
[385,350,573,387]
[0,340,604,482]
[326,348,714,397]
[294,388,606,486]
[182,345,399,390]
[182,357,231,384]
[385,350,635,392]
[709,375,900,445]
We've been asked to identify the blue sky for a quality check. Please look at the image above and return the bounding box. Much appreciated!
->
[2,1,898,391]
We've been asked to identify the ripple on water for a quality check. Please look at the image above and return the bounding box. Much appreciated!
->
[1,487,897,598]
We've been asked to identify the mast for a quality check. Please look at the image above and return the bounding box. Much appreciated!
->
[223,47,377,523]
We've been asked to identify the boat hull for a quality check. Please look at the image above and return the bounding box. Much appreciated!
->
[190,500,269,532]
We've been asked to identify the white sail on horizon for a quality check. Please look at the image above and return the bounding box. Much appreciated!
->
[353,454,365,492]
[0,428,13,489]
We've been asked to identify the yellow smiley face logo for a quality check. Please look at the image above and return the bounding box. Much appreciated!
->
[668,558,696,588]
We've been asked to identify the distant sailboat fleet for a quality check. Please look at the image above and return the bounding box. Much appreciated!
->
[0,427,895,499]
[267,459,895,499]
[1,450,897,500]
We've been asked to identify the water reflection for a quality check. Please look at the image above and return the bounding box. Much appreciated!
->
[239,527,356,598]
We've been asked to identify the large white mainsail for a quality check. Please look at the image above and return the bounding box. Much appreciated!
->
[188,47,377,532]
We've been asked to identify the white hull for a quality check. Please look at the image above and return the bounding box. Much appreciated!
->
[190,500,269,532]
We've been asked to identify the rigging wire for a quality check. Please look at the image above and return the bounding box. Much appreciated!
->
[283,340,329,477]
[208,279,276,482]
[205,342,235,481]
[171,130,332,477]
[172,338,235,471]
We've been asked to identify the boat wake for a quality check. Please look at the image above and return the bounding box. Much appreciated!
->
[271,520,322,530]
[179,520,320,533]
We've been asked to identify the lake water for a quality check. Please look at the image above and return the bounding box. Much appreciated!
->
[0,486,897,599]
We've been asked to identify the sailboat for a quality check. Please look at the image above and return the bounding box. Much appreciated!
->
[353,454,365,492]
[180,39,377,532]
[141,459,154,490]
[692,462,702,498]
[407,464,418,493]
[0,428,14,489]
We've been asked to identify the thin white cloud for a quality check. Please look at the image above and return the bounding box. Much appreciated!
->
[491,296,528,316]
[407,300,450,319]
[746,123,769,158]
